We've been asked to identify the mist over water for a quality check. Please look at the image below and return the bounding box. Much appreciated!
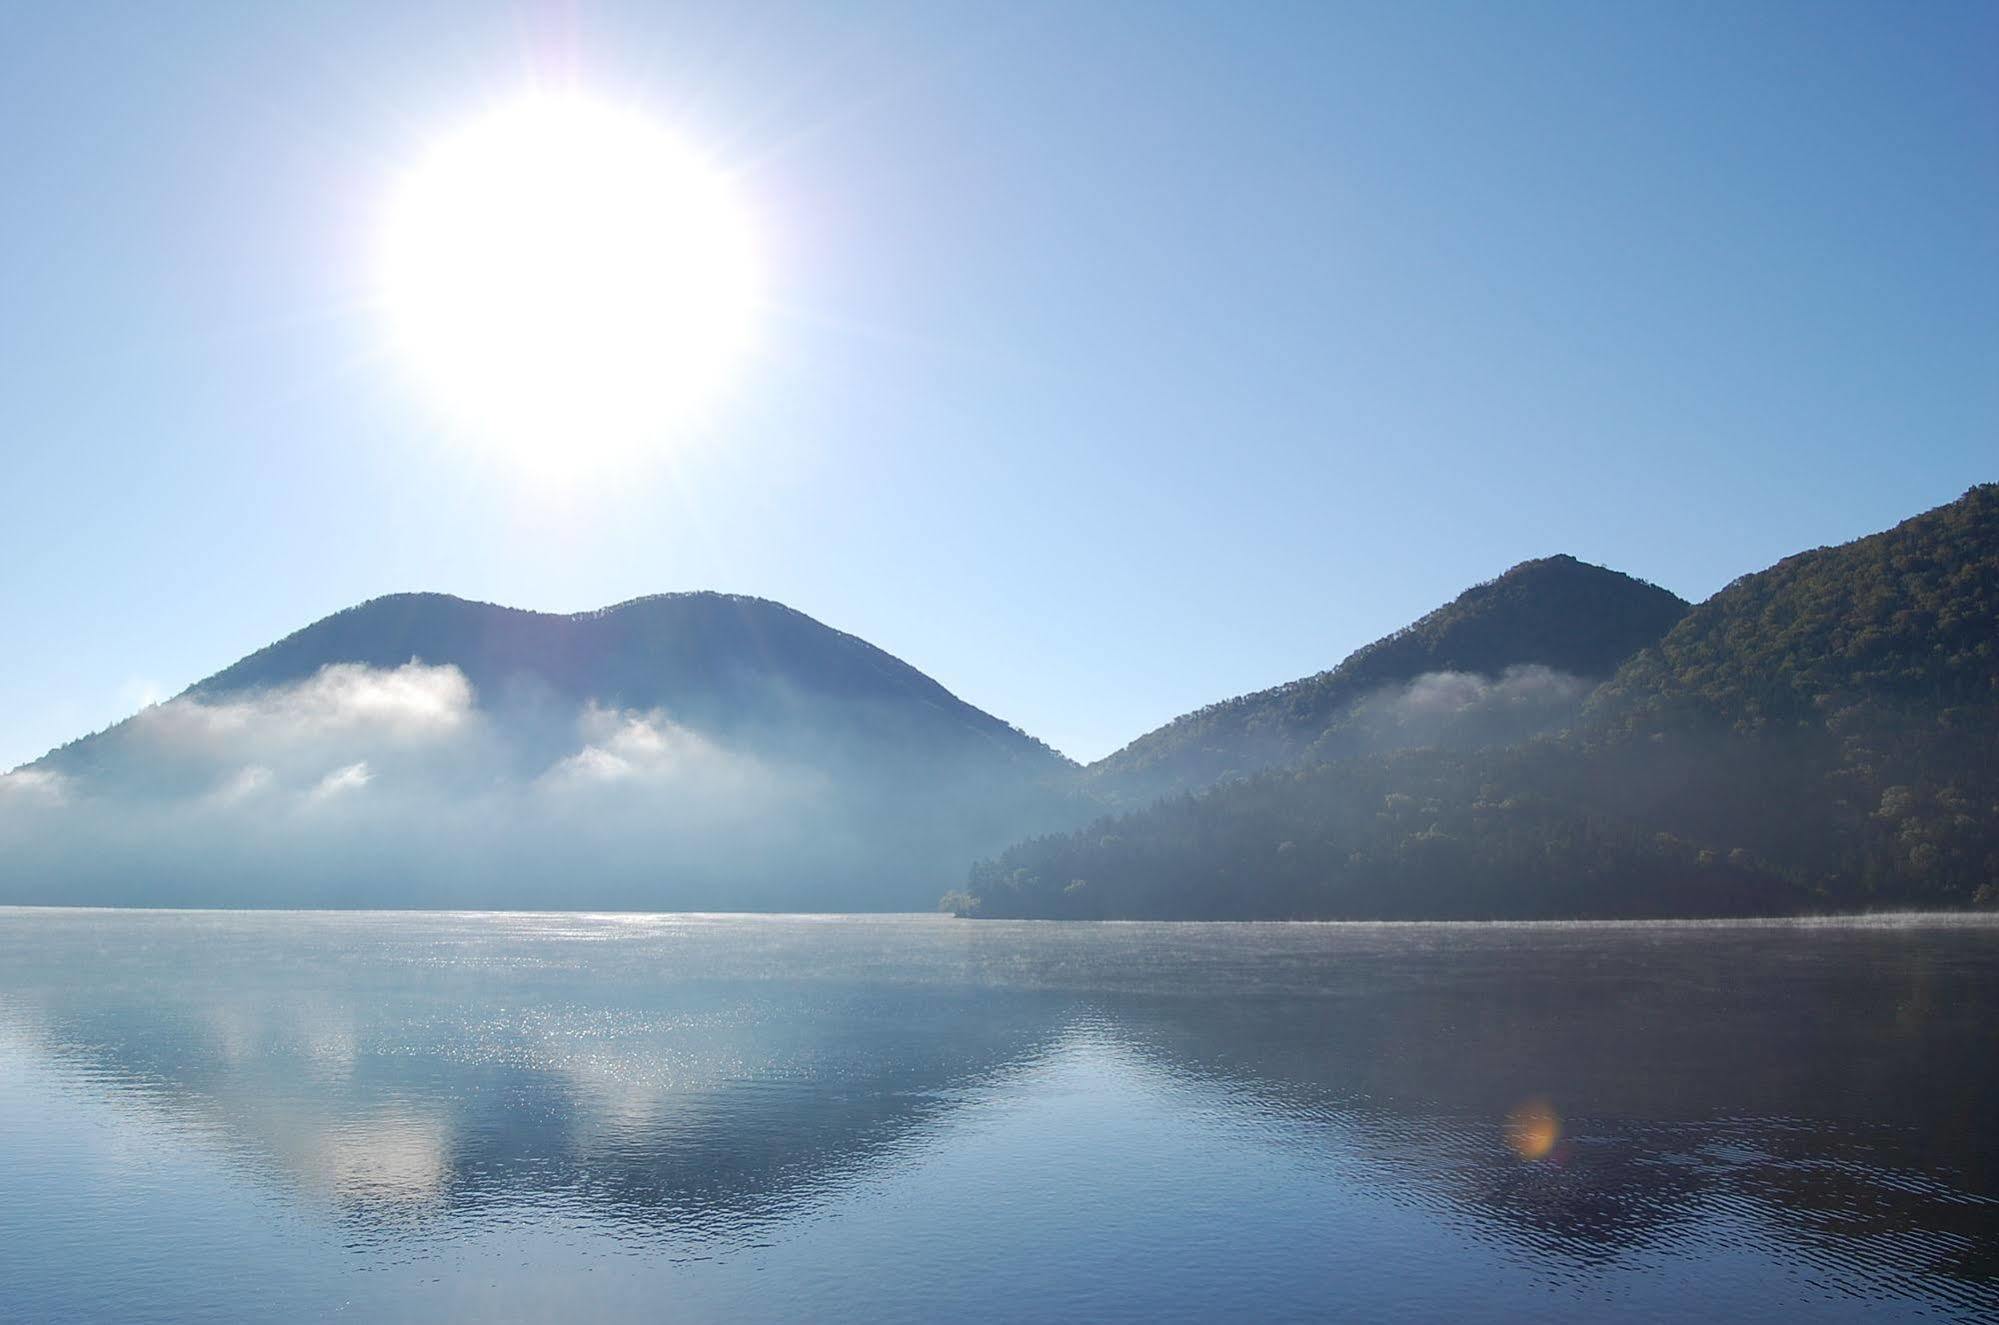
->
[1,910,1993,1321]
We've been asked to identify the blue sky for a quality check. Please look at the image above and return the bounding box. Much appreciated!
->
[3,0,1993,769]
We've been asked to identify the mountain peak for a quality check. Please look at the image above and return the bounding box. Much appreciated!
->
[20,589,1082,910]
[43,590,1075,778]
[1087,555,1688,801]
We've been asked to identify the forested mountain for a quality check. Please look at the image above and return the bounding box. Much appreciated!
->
[1089,556,1688,805]
[962,487,1999,919]
[10,593,1082,910]
[1577,483,1999,906]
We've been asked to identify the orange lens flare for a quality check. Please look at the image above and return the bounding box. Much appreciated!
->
[1503,1097,1561,1161]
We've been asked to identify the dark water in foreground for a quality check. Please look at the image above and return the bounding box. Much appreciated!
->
[0,911,1994,1322]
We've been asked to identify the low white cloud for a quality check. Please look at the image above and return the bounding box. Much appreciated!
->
[541,704,771,797]
[202,765,276,808]
[70,662,486,804]
[1396,671,1497,717]
[1340,664,1597,756]
[0,768,69,809]
[547,706,689,784]
[310,761,373,800]
[1394,664,1593,718]
[131,661,473,759]
[2,662,848,908]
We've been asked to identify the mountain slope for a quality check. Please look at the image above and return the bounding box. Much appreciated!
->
[1089,555,1689,804]
[42,591,1067,778]
[11,593,1082,911]
[965,487,1999,919]
[1575,482,1999,902]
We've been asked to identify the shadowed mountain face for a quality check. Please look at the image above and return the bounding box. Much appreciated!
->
[972,487,1999,920]
[1089,556,1689,806]
[8,593,1082,910]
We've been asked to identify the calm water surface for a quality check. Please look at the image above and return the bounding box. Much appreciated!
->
[0,909,1994,1322]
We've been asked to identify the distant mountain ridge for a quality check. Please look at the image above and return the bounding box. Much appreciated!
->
[12,591,1082,911]
[964,486,1999,920]
[42,590,1067,777]
[14,488,1994,919]
[1089,555,1688,804]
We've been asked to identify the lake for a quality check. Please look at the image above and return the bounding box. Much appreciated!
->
[0,909,1993,1321]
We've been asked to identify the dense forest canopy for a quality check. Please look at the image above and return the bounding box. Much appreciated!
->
[962,487,1999,920]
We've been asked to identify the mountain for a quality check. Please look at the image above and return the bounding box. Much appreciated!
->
[1088,556,1688,805]
[9,592,1082,911]
[43,591,1066,778]
[962,487,1999,919]
[1576,482,1999,904]
[14,489,1994,920]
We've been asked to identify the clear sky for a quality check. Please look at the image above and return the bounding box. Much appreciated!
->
[3,0,1994,769]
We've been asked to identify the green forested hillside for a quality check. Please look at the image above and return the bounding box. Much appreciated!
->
[1089,556,1688,804]
[962,487,1999,919]
[1579,483,1999,905]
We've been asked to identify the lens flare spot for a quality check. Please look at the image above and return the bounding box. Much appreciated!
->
[1504,1097,1561,1161]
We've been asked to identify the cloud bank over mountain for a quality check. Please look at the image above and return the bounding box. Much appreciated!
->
[0,662,865,909]
[3,592,1088,911]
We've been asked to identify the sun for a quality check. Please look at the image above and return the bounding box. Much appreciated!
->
[378,94,760,471]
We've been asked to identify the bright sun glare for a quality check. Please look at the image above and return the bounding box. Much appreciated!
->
[379,95,759,471]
